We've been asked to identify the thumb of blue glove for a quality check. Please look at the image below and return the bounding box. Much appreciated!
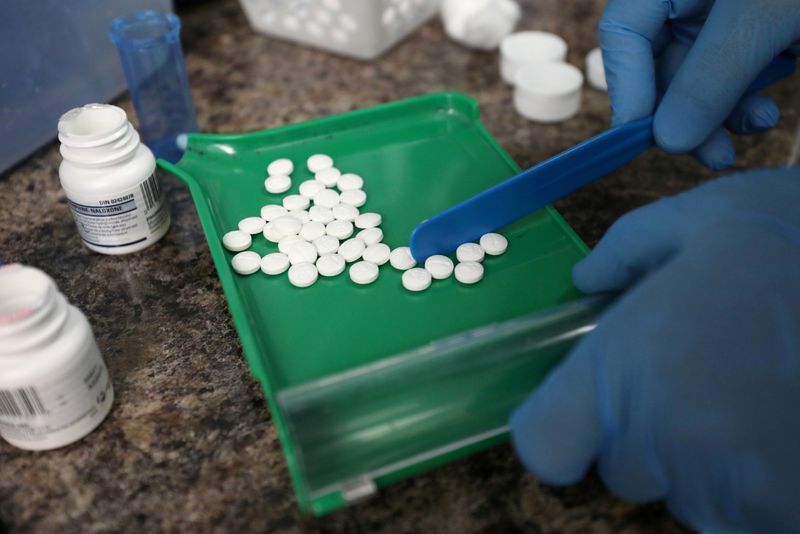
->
[511,166,800,532]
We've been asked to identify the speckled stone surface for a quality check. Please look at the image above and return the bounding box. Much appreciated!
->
[1,0,798,532]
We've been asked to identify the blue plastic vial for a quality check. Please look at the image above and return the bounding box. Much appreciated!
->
[109,11,197,163]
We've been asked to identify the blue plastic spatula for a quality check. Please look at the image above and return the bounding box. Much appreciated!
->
[410,53,796,262]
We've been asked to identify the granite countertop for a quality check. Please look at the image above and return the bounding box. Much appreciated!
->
[1,0,798,532]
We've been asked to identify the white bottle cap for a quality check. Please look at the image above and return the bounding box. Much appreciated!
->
[58,104,140,167]
[500,31,568,85]
[513,62,584,123]
[57,104,128,148]
[585,47,608,91]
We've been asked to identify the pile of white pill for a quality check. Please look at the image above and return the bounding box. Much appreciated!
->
[222,154,508,291]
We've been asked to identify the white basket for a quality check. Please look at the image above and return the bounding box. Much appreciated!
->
[239,0,441,60]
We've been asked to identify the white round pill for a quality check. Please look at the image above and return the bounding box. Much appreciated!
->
[289,210,309,225]
[260,204,288,221]
[349,261,379,285]
[299,221,326,241]
[339,189,367,207]
[308,154,334,173]
[362,243,390,265]
[338,238,366,262]
[283,194,310,211]
[337,173,364,191]
[309,205,334,223]
[354,212,382,229]
[456,242,485,263]
[455,261,484,284]
[389,247,416,270]
[261,252,290,275]
[425,255,454,279]
[326,220,354,240]
[273,215,302,236]
[288,262,319,288]
[313,235,340,256]
[231,251,261,275]
[299,179,325,199]
[238,216,266,235]
[332,203,359,221]
[315,167,341,187]
[265,175,292,194]
[278,235,306,255]
[316,253,346,277]
[402,268,432,292]
[262,222,283,243]
[480,233,508,256]
[222,230,252,252]
[313,189,340,208]
[287,241,318,265]
[267,158,293,176]
[356,227,383,246]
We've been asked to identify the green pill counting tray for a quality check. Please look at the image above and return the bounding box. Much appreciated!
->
[159,93,596,515]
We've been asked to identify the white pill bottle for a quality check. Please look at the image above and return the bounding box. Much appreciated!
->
[58,103,170,255]
[0,264,114,450]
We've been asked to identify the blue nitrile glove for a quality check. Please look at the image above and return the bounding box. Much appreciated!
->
[511,166,800,533]
[600,0,800,170]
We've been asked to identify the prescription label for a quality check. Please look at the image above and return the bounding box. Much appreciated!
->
[66,173,170,249]
[0,342,114,446]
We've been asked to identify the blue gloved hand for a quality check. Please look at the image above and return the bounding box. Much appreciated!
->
[511,166,800,532]
[600,0,800,169]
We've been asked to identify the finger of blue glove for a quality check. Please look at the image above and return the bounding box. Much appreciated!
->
[691,128,736,171]
[572,199,684,294]
[599,0,669,125]
[586,308,671,503]
[597,420,670,503]
[653,1,798,153]
[655,41,736,171]
[510,336,602,485]
[724,93,781,134]
[651,26,673,56]
[655,39,691,93]
[576,169,800,295]
[511,312,671,501]
[656,41,776,169]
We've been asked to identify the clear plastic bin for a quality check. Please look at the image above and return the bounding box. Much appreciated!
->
[277,295,608,510]
[0,0,171,174]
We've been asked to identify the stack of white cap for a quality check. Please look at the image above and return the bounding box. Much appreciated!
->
[500,31,608,123]
[501,31,583,123]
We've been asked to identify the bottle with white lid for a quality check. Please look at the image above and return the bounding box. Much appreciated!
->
[58,103,171,255]
[0,264,114,450]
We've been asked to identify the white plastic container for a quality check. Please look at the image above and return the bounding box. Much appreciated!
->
[0,264,114,451]
[440,0,520,51]
[513,62,584,123]
[238,0,442,60]
[500,31,568,84]
[585,47,607,91]
[58,103,171,255]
